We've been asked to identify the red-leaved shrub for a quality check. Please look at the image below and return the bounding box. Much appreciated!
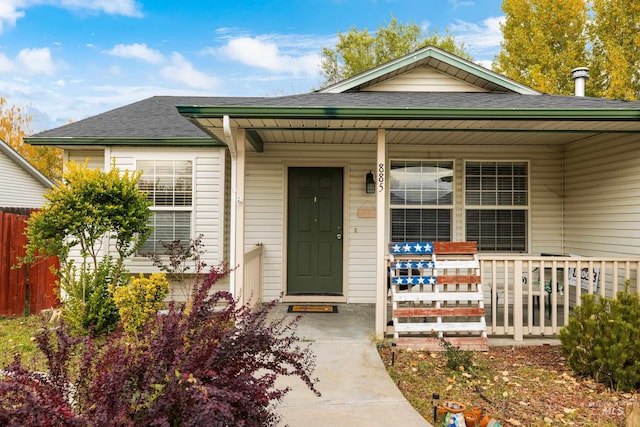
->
[0,264,319,426]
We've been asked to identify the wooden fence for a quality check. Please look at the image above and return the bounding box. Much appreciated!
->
[0,210,59,317]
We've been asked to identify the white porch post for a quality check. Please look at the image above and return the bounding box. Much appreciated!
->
[375,129,387,337]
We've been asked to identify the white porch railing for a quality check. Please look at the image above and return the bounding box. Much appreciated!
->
[243,243,264,306]
[479,255,640,340]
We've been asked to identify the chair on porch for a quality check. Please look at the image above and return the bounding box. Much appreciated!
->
[387,241,488,351]
[522,257,564,321]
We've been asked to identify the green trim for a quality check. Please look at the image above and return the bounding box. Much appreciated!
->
[215,127,640,134]
[177,105,640,121]
[246,130,265,152]
[318,46,541,95]
[24,137,225,146]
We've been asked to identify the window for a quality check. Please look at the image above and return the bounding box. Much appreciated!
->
[465,161,528,252]
[137,160,193,254]
[390,160,453,242]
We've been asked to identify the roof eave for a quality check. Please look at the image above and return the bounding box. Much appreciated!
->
[24,137,226,146]
[177,105,640,121]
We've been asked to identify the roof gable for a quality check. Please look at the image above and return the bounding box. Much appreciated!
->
[360,66,490,93]
[318,45,541,95]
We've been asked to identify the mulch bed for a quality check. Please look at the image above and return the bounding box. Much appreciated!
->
[378,344,639,426]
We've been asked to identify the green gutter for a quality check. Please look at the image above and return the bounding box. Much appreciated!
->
[177,105,640,121]
[24,137,226,146]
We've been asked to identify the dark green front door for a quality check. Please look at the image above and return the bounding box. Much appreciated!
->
[287,167,343,295]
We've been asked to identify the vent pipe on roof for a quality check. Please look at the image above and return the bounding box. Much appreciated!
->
[571,67,589,97]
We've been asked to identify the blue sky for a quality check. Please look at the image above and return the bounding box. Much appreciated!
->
[0,0,505,132]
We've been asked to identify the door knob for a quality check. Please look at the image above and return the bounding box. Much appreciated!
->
[336,233,342,240]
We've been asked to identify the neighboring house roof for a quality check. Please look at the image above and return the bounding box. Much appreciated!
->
[0,138,52,188]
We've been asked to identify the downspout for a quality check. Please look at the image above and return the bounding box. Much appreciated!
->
[223,115,237,297]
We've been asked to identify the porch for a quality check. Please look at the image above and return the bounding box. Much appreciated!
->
[479,254,639,341]
[244,247,639,342]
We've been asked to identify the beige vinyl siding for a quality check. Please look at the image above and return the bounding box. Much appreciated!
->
[109,147,227,275]
[245,141,562,303]
[0,151,49,208]
[67,150,105,170]
[564,133,640,257]
[362,66,489,92]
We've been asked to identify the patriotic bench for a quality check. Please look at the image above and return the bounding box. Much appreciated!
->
[388,241,488,351]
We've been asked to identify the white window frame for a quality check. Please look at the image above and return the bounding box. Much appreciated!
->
[388,159,454,242]
[136,158,195,255]
[463,160,529,253]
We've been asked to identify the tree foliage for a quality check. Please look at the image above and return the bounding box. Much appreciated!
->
[495,0,640,100]
[0,97,62,181]
[588,0,640,100]
[320,16,472,87]
[24,161,153,335]
[493,0,588,95]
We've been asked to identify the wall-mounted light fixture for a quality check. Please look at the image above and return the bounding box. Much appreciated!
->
[365,171,375,194]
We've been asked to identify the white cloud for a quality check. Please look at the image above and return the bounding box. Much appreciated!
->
[0,47,56,75]
[107,43,164,64]
[449,16,504,63]
[0,0,25,33]
[17,47,56,74]
[160,53,218,90]
[0,0,142,34]
[448,0,475,9]
[218,36,321,77]
[56,0,143,17]
[56,79,65,86]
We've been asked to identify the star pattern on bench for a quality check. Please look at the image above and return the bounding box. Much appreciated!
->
[392,276,437,285]
[390,242,434,254]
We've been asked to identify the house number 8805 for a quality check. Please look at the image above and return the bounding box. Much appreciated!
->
[377,163,384,192]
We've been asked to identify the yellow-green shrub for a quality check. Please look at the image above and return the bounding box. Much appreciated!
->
[113,273,170,335]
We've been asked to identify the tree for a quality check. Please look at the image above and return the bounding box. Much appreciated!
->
[320,16,472,87]
[588,0,640,100]
[24,161,153,335]
[0,97,62,181]
[493,0,588,95]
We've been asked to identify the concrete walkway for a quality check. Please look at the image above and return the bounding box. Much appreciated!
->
[272,304,432,427]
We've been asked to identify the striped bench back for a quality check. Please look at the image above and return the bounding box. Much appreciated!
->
[387,241,488,352]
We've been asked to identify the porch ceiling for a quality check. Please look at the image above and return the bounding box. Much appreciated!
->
[192,117,640,148]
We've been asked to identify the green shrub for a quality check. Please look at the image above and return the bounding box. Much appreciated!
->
[113,272,170,336]
[61,256,128,336]
[559,282,640,391]
[435,334,474,371]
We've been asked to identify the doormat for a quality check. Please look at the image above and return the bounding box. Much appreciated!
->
[287,305,338,313]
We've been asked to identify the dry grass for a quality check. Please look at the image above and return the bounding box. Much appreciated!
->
[378,343,639,426]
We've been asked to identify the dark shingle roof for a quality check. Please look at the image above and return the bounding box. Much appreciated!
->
[30,92,640,140]
[30,96,265,139]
